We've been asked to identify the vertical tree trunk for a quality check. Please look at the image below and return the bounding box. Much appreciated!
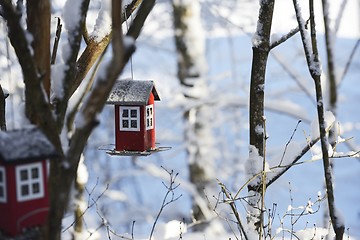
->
[27,0,51,98]
[247,0,275,233]
[172,0,214,226]
[249,0,274,158]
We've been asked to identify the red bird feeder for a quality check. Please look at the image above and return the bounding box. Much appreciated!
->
[106,80,168,156]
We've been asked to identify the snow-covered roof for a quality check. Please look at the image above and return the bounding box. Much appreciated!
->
[0,127,58,163]
[107,80,160,105]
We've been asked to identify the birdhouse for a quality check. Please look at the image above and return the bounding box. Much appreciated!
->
[0,127,57,237]
[106,80,161,155]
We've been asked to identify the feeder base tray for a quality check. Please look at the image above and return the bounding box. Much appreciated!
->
[100,145,171,157]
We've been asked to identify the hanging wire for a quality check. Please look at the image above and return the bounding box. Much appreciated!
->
[124,10,134,80]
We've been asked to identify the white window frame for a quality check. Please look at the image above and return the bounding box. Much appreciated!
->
[16,162,44,202]
[146,104,154,130]
[119,106,140,131]
[0,167,6,203]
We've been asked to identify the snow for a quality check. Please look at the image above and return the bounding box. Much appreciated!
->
[106,80,159,105]
[77,155,88,185]
[252,22,264,47]
[50,63,67,99]
[246,145,263,184]
[63,0,83,33]
[1,0,360,239]
[0,127,57,162]
[91,0,112,42]
[311,111,336,140]
[172,0,207,76]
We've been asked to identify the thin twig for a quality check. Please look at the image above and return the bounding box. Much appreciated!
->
[62,183,109,233]
[149,167,182,240]
[218,181,249,240]
[270,19,309,49]
[279,120,302,166]
[51,17,62,64]
[338,38,360,86]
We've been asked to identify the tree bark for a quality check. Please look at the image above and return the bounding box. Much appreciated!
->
[249,0,275,157]
[0,0,155,239]
[247,0,274,233]
[27,0,51,98]
[0,84,6,131]
[293,0,345,238]
[321,0,337,231]
[172,0,214,226]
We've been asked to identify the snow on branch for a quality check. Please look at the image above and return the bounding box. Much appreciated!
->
[292,0,345,238]
[292,0,321,78]
[92,0,112,42]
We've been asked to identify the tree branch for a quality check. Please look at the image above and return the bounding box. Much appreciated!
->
[51,17,62,65]
[67,0,144,98]
[293,0,345,238]
[54,0,90,132]
[50,0,156,238]
[126,0,155,39]
[0,0,62,151]
[0,84,7,131]
[26,0,51,97]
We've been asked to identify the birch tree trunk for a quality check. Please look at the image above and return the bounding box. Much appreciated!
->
[172,0,214,227]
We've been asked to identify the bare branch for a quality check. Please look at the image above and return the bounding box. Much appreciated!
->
[339,38,360,85]
[27,0,51,97]
[51,17,62,65]
[266,135,320,188]
[126,0,155,39]
[0,84,7,131]
[293,0,345,238]
[270,22,305,50]
[66,46,107,133]
[218,181,249,240]
[149,167,182,240]
[68,0,145,99]
[0,0,62,151]
[54,0,90,132]
[124,0,143,20]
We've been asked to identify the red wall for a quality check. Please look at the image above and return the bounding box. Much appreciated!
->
[0,160,49,237]
[114,93,156,152]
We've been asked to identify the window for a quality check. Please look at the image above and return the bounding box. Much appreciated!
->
[0,167,6,203]
[120,106,140,131]
[146,105,154,130]
[16,163,44,202]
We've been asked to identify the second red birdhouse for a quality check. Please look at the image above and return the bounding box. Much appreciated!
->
[106,80,160,154]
